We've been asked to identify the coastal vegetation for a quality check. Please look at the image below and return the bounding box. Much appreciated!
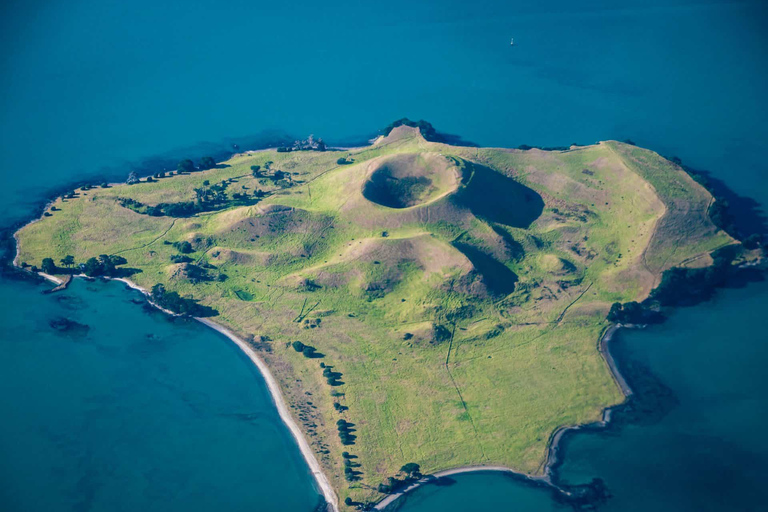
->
[15,124,746,508]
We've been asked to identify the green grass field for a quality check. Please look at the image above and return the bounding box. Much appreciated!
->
[16,126,734,506]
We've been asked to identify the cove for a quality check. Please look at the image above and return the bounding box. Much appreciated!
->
[389,279,768,511]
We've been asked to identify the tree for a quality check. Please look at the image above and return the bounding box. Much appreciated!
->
[199,156,216,170]
[400,463,421,478]
[98,254,116,275]
[174,241,193,254]
[83,257,103,277]
[177,159,196,174]
[126,171,139,185]
[151,283,166,301]
[344,497,353,506]
[41,258,56,274]
[302,346,316,358]
[60,255,75,268]
[250,165,262,177]
[292,341,305,352]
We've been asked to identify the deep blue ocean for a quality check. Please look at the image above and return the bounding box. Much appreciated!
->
[1,1,767,511]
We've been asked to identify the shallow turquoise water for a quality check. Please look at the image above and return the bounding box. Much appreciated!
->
[1,0,767,511]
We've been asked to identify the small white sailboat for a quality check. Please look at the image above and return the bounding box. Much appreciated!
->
[510,38,515,46]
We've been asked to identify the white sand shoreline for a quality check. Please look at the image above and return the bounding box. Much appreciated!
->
[373,465,551,510]
[196,317,338,512]
[11,153,627,512]
[17,259,627,512]
[10,173,345,510]
[23,269,339,511]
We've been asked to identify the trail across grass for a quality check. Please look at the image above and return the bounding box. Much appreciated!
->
[16,126,734,507]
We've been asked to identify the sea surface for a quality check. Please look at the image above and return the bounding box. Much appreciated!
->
[1,0,767,511]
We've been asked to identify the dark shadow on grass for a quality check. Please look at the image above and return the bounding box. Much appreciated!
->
[452,242,518,296]
[455,162,544,229]
[112,267,142,278]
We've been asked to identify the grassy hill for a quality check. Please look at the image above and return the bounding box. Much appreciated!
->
[16,125,735,506]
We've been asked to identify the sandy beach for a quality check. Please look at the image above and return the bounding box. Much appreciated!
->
[196,317,339,512]
[24,264,628,512]
[24,269,339,511]
[13,198,627,512]
[374,465,553,510]
[115,277,340,511]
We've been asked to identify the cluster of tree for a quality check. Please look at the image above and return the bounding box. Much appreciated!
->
[40,257,57,275]
[376,463,422,494]
[291,134,326,152]
[432,323,452,343]
[174,262,222,284]
[41,255,74,274]
[342,452,362,483]
[291,340,323,358]
[251,163,292,188]
[41,254,127,277]
[117,180,262,218]
[150,283,214,316]
[177,156,216,174]
[173,241,193,254]
[321,364,343,386]
[607,301,662,325]
[337,419,356,446]
[82,254,128,277]
[336,157,353,165]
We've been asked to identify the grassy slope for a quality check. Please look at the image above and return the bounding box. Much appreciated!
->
[16,127,734,505]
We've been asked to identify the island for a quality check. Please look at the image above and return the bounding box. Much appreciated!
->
[15,122,759,510]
